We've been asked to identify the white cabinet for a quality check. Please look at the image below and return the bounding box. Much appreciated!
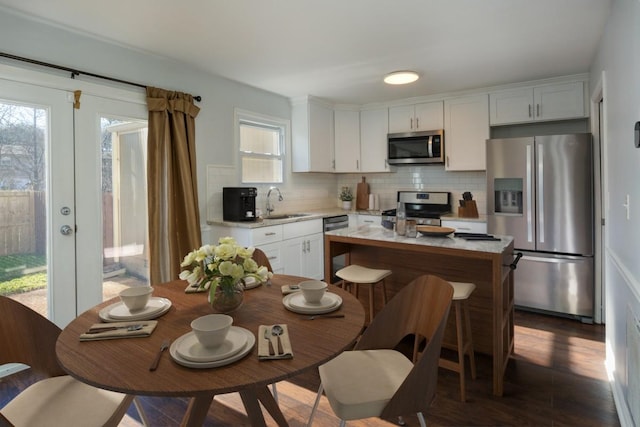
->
[292,97,334,172]
[489,81,585,125]
[356,214,380,228]
[360,108,391,172]
[334,109,361,172]
[209,219,323,279]
[444,94,489,171]
[282,232,324,280]
[441,219,487,234]
[282,219,324,280]
[388,101,443,133]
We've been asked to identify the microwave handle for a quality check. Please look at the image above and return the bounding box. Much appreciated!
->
[427,135,433,157]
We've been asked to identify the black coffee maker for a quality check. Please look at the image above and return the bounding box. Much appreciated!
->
[222,187,257,222]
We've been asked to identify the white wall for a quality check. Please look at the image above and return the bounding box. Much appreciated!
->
[0,8,337,223]
[589,0,640,425]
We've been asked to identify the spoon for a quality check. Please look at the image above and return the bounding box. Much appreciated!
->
[272,325,284,355]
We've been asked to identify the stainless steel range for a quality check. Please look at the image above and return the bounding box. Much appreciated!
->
[382,191,451,226]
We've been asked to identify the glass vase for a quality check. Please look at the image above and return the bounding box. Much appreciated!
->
[208,279,244,313]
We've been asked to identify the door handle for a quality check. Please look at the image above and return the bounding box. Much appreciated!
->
[60,225,73,235]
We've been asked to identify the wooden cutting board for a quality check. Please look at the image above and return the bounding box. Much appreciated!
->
[356,176,369,210]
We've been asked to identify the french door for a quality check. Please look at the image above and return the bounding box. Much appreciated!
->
[0,73,148,327]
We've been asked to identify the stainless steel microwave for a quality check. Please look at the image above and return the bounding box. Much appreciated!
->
[387,129,444,165]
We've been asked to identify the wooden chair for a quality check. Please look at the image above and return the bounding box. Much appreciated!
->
[307,275,453,426]
[0,296,138,427]
[251,247,273,272]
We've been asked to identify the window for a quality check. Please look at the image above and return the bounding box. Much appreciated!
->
[236,110,286,184]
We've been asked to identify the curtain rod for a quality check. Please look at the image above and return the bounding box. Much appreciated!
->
[0,52,202,102]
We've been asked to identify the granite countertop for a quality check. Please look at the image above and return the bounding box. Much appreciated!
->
[206,208,350,229]
[324,226,513,254]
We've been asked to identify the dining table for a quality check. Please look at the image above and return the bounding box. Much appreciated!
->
[55,275,366,426]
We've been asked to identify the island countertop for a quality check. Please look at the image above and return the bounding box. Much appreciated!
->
[324,226,513,254]
[324,226,516,397]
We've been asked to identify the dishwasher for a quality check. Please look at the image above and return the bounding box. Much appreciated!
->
[323,215,349,283]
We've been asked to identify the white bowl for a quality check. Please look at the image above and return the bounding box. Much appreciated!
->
[119,286,153,312]
[191,314,233,348]
[298,280,328,304]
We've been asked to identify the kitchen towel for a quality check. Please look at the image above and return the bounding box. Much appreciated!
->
[79,320,158,341]
[258,324,293,360]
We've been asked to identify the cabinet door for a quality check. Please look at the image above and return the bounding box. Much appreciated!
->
[303,233,324,280]
[360,108,390,172]
[414,101,444,130]
[534,81,584,121]
[357,214,380,228]
[334,109,360,172]
[308,101,334,172]
[282,236,304,277]
[489,88,533,125]
[444,94,489,171]
[292,99,334,172]
[388,104,414,133]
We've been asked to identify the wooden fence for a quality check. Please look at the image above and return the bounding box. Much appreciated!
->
[0,191,40,256]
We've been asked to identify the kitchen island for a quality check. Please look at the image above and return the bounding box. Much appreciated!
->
[324,226,516,396]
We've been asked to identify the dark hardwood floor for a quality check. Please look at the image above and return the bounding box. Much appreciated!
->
[1,310,620,426]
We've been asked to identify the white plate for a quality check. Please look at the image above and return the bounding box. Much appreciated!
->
[241,276,262,290]
[108,297,166,320]
[175,327,248,363]
[99,297,171,322]
[170,327,255,369]
[282,292,342,314]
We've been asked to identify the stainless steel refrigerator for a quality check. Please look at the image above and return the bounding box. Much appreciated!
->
[486,134,594,321]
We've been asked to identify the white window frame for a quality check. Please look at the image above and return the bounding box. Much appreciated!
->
[234,108,288,184]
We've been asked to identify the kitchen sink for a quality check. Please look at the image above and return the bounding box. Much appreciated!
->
[264,213,310,220]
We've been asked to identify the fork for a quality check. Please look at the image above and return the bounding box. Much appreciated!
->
[149,339,170,371]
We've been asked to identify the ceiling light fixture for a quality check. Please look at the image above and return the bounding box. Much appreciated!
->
[384,70,419,85]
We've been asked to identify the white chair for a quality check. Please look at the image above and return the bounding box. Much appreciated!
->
[438,281,477,402]
[0,295,146,427]
[336,264,391,323]
[307,274,453,427]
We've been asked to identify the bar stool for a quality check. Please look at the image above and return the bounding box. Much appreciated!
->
[439,281,477,402]
[335,264,391,323]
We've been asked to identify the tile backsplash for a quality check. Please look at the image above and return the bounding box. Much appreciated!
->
[337,166,487,215]
[206,163,486,220]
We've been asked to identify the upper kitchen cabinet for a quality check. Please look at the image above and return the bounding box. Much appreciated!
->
[334,108,361,172]
[360,107,391,172]
[388,101,443,133]
[489,81,586,125]
[444,94,489,171]
[291,96,334,172]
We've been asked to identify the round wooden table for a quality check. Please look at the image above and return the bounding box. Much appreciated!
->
[56,276,365,426]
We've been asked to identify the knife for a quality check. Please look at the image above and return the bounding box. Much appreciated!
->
[149,339,170,371]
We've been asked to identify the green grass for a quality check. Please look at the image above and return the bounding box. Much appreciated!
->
[0,253,47,295]
[0,272,47,296]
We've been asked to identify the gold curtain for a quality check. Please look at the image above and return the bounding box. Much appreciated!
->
[146,87,201,284]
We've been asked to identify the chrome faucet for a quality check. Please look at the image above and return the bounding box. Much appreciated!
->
[266,187,283,216]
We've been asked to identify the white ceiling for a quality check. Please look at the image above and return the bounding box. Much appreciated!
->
[0,0,612,105]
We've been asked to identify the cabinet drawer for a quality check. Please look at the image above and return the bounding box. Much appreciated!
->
[250,225,283,246]
[283,219,322,239]
[441,220,487,234]
[257,241,283,272]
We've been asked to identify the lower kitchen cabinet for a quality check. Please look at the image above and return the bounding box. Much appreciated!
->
[441,219,487,234]
[282,232,324,280]
[208,219,323,280]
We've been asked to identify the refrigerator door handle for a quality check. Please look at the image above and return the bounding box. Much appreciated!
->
[526,145,533,243]
[537,143,545,243]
